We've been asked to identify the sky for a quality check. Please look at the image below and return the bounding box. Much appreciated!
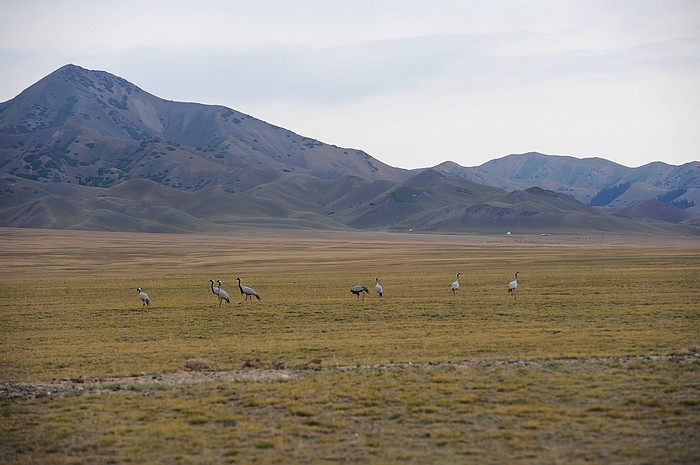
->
[1,0,698,169]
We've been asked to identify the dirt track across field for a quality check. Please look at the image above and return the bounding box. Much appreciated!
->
[3,354,697,400]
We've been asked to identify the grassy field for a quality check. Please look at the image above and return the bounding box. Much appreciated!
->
[0,228,698,464]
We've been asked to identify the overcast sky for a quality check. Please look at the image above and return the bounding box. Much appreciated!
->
[1,0,698,169]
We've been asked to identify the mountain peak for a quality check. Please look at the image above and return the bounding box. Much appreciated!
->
[0,64,409,186]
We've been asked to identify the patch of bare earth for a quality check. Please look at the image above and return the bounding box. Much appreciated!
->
[1,354,697,399]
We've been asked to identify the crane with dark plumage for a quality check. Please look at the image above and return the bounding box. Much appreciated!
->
[508,271,519,300]
[451,272,461,295]
[137,288,149,308]
[216,279,230,306]
[237,277,260,303]
[351,285,369,300]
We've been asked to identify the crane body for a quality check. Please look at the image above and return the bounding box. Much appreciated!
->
[216,280,230,306]
[508,271,519,299]
[237,277,260,303]
[375,276,383,298]
[137,288,149,308]
[351,285,369,299]
[451,272,461,295]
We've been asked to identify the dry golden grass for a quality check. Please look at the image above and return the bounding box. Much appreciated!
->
[0,228,698,464]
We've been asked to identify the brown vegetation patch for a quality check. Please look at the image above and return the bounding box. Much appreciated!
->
[242,358,289,370]
[182,358,217,371]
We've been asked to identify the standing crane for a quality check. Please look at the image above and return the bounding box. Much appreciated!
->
[237,277,260,303]
[451,272,461,295]
[210,279,220,299]
[351,285,369,299]
[137,288,149,308]
[375,276,383,298]
[216,279,230,306]
[508,271,519,300]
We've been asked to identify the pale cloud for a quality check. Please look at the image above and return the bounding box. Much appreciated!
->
[1,0,698,168]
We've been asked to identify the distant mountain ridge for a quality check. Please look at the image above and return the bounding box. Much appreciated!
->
[434,153,700,216]
[0,65,697,235]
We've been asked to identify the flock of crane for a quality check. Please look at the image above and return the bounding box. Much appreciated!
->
[348,272,519,301]
[210,278,261,305]
[135,272,519,309]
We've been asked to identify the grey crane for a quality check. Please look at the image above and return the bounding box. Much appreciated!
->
[237,277,260,303]
[137,288,149,308]
[216,279,230,306]
[351,285,369,300]
[508,271,519,299]
[210,279,220,299]
[375,276,383,298]
[451,272,461,295]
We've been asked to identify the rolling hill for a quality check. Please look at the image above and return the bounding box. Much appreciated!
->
[0,65,698,235]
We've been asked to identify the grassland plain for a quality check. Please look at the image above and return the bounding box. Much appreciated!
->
[0,228,698,464]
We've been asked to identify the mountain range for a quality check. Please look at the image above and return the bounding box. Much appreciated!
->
[0,64,697,235]
[435,154,699,214]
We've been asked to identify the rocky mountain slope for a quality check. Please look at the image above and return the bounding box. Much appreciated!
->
[0,65,697,235]
[0,64,408,189]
